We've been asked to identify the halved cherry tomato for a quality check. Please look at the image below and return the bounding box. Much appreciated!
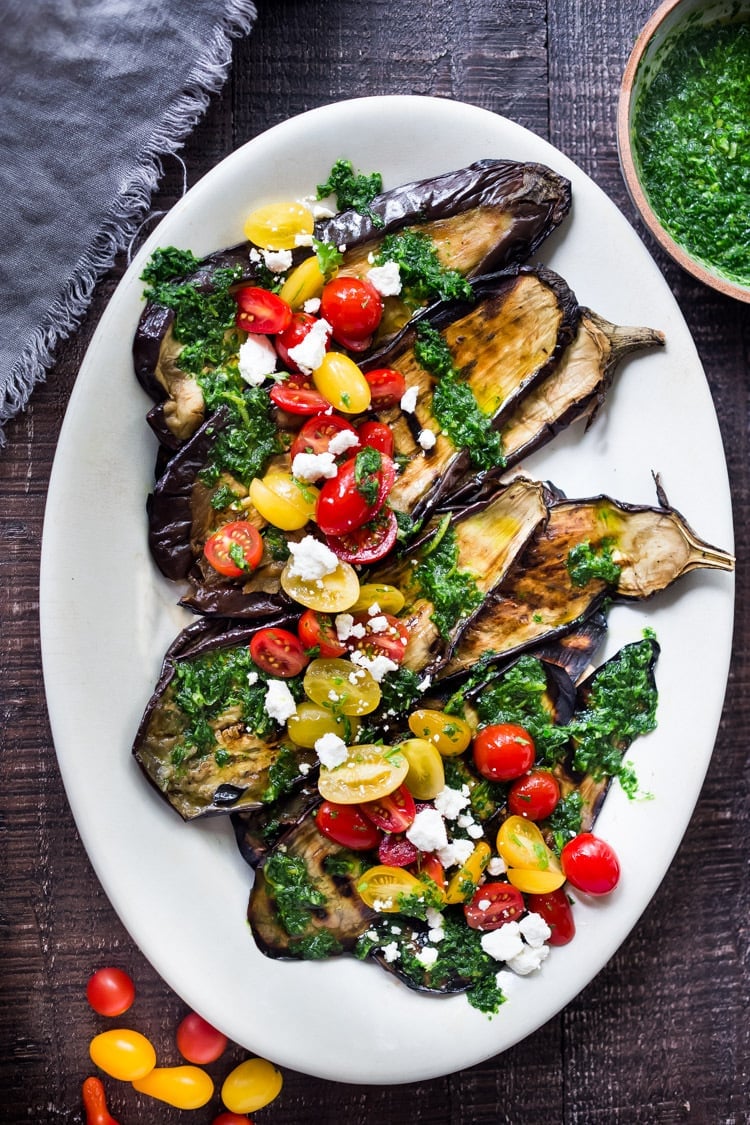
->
[244,201,313,250]
[408,709,473,757]
[235,287,292,335]
[472,723,535,782]
[303,658,380,716]
[320,276,383,345]
[356,865,422,910]
[364,367,407,409]
[275,312,329,374]
[464,882,525,931]
[316,452,395,536]
[357,419,394,457]
[378,833,419,867]
[297,609,347,658]
[315,801,383,851]
[351,609,409,662]
[326,508,398,565]
[445,841,491,904]
[290,415,359,460]
[560,833,621,896]
[411,851,446,894]
[249,627,309,678]
[203,521,264,578]
[317,744,408,805]
[527,888,576,946]
[176,1012,228,1065]
[269,373,329,415]
[86,967,135,1017]
[359,783,416,833]
[280,556,360,613]
[507,770,560,820]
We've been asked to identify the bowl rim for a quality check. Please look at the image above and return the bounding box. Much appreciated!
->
[617,0,750,304]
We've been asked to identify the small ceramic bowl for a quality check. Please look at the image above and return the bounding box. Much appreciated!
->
[618,0,750,303]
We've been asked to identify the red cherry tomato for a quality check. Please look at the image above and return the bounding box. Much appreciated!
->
[82,1076,121,1125]
[316,452,395,536]
[357,419,394,457]
[359,783,416,833]
[175,1011,228,1064]
[326,508,398,565]
[561,833,621,896]
[378,833,419,867]
[269,374,329,415]
[315,801,383,850]
[85,967,135,1017]
[364,367,407,409]
[212,1116,253,1125]
[320,276,383,345]
[297,610,347,658]
[526,888,576,946]
[472,723,535,782]
[275,312,329,373]
[249,627,309,678]
[235,287,292,335]
[290,415,360,460]
[464,883,525,931]
[507,770,560,820]
[411,851,446,891]
[352,610,409,662]
[203,521,264,579]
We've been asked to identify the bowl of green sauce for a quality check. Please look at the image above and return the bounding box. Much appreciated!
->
[618,0,750,302]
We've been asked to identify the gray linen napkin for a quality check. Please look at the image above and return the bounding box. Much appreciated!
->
[0,0,257,444]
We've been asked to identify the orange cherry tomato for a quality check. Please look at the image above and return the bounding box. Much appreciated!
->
[85,967,135,1017]
[89,1028,156,1081]
[82,1077,121,1125]
[221,1058,283,1114]
[132,1065,214,1110]
[204,522,264,578]
[176,1011,228,1064]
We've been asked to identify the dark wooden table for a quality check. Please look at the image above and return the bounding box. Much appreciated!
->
[2,2,748,1121]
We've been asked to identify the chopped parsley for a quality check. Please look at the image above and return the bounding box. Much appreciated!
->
[476,656,571,768]
[210,483,241,511]
[566,539,622,588]
[263,744,304,803]
[262,526,291,563]
[354,446,382,506]
[317,158,384,224]
[547,791,584,854]
[313,237,343,278]
[263,852,327,937]
[375,230,474,305]
[412,523,483,640]
[199,384,284,489]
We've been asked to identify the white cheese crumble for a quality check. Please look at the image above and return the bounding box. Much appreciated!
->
[518,912,552,949]
[287,536,339,581]
[262,248,293,273]
[366,260,402,296]
[406,808,448,853]
[426,907,444,929]
[263,679,297,724]
[507,944,550,976]
[291,450,338,481]
[434,785,470,821]
[415,945,439,968]
[417,674,432,692]
[287,317,332,374]
[367,614,389,634]
[480,922,525,963]
[302,296,321,313]
[417,428,437,451]
[381,941,400,963]
[466,822,484,840]
[248,247,262,263]
[400,386,418,413]
[428,926,445,944]
[334,613,366,641]
[246,671,259,687]
[315,732,349,770]
[349,649,399,683]
[436,837,474,869]
[298,761,312,775]
[366,602,382,617]
[309,201,336,219]
[487,856,507,876]
[238,334,277,386]
[327,428,360,456]
[295,232,314,248]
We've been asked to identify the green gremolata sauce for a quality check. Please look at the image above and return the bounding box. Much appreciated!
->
[633,19,750,286]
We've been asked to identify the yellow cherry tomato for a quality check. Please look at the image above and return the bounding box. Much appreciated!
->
[244,202,313,251]
[131,1066,214,1110]
[445,841,492,904]
[396,737,445,800]
[506,865,566,894]
[312,352,372,414]
[249,473,318,531]
[350,583,406,615]
[356,865,422,911]
[221,1057,283,1114]
[303,658,381,716]
[286,702,360,748]
[280,556,360,613]
[89,1028,156,1081]
[408,709,473,756]
[279,255,327,308]
[317,743,409,804]
[496,815,561,873]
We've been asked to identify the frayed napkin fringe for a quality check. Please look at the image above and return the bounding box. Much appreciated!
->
[1,0,258,446]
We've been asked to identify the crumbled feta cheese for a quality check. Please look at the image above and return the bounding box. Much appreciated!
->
[327,428,360,456]
[400,386,418,413]
[518,912,552,949]
[428,926,445,944]
[456,813,474,828]
[328,690,340,702]
[480,921,525,963]
[247,671,259,687]
[487,856,507,876]
[366,260,402,296]
[315,732,349,769]
[248,247,262,262]
[366,602,382,617]
[390,925,402,935]
[415,945,439,967]
[291,451,338,481]
[426,906,444,929]
[436,837,475,869]
[334,612,365,641]
[349,649,399,683]
[338,243,347,253]
[298,761,312,775]
[238,334,277,386]
[287,318,332,373]
[372,897,393,912]
[367,615,389,634]
[418,428,437,451]
[406,808,449,853]
[287,536,339,581]
[303,296,321,313]
[366,929,379,941]
[434,786,471,821]
[417,675,432,692]
[506,944,550,976]
[477,899,491,911]
[466,822,484,839]
[309,201,336,219]
[295,232,314,247]
[262,248,293,273]
[381,941,400,963]
[264,679,297,724]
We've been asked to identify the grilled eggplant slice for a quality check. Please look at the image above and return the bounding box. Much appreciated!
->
[443,494,734,677]
[232,778,320,868]
[248,816,376,959]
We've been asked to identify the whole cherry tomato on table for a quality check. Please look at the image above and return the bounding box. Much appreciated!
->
[176,1011,228,1064]
[132,1065,214,1110]
[89,1028,156,1081]
[507,769,560,820]
[561,833,621,895]
[527,887,576,945]
[320,276,383,346]
[472,723,535,781]
[86,967,135,1017]
[235,286,292,334]
[250,627,309,678]
[82,1077,120,1125]
[221,1057,283,1114]
[204,522,264,579]
[212,1115,254,1125]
